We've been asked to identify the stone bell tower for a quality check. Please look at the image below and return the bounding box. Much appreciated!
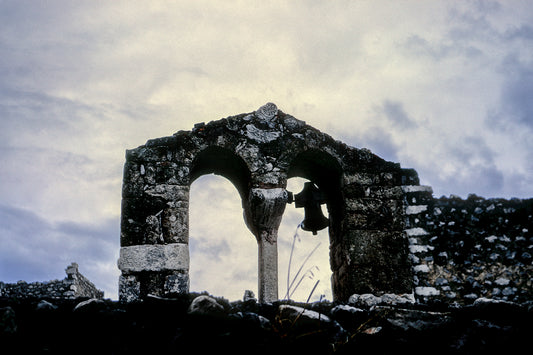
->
[118,103,420,302]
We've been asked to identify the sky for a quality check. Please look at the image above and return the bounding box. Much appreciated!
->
[1,0,532,301]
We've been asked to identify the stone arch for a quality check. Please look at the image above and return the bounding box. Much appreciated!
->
[189,146,252,200]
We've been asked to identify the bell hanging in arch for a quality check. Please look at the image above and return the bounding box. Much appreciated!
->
[289,181,329,235]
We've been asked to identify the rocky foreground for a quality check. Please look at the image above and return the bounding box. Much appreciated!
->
[1,293,531,354]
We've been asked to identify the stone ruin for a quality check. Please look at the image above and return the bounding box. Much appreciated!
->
[0,263,103,300]
[118,103,532,304]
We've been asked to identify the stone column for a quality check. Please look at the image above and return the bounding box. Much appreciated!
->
[257,230,278,303]
[244,188,288,303]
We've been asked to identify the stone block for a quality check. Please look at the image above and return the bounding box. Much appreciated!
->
[344,198,405,230]
[126,145,174,162]
[121,188,190,246]
[349,262,413,295]
[161,207,189,243]
[343,173,379,186]
[145,135,177,148]
[345,230,411,266]
[150,162,190,185]
[402,185,434,205]
[406,205,428,215]
[400,168,420,185]
[119,275,141,302]
[122,161,146,198]
[144,184,189,202]
[117,243,189,273]
[120,197,167,246]
[164,272,189,294]
[343,185,404,199]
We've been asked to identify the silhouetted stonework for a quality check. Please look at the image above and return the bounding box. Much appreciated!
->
[1,294,531,354]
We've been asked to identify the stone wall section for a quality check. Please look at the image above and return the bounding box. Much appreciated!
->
[0,263,103,299]
[332,169,419,301]
[405,188,533,304]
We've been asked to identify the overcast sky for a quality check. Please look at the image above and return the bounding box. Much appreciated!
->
[1,1,532,301]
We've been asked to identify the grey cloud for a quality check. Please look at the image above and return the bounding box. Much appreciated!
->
[345,127,400,163]
[402,3,527,62]
[230,267,257,285]
[486,55,533,132]
[0,203,119,295]
[446,1,502,42]
[0,146,109,205]
[428,163,504,198]
[189,238,231,262]
[418,134,506,198]
[0,88,109,148]
[381,100,417,129]
[504,25,533,41]
[500,57,533,129]
[403,34,483,60]
[449,136,497,165]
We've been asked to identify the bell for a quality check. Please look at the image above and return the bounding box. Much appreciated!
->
[291,182,329,235]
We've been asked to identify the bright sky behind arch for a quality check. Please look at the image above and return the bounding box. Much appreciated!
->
[1,0,532,300]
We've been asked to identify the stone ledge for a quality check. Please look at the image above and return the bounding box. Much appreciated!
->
[405,205,428,215]
[401,185,433,193]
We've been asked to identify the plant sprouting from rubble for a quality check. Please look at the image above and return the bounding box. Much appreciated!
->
[284,224,322,302]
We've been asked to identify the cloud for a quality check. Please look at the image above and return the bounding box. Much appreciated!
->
[498,55,533,130]
[339,123,401,164]
[448,136,497,166]
[403,33,484,61]
[430,164,504,199]
[504,25,533,41]
[189,239,231,263]
[0,203,119,298]
[417,135,506,197]
[381,100,418,129]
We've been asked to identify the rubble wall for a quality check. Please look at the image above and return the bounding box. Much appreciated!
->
[0,263,103,299]
[405,188,533,304]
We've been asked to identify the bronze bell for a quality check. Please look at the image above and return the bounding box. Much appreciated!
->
[289,182,329,235]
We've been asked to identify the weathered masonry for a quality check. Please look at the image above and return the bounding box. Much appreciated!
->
[405,192,532,304]
[118,103,421,303]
